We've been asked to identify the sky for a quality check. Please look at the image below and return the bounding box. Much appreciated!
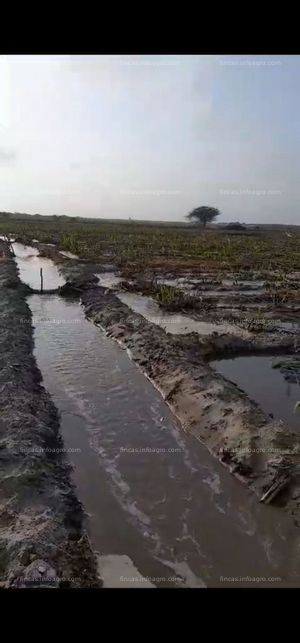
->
[0,54,299,223]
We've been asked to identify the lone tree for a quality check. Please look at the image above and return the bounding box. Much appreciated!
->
[186,205,220,228]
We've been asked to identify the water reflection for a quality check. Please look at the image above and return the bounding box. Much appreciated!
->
[211,355,300,430]
[13,243,65,290]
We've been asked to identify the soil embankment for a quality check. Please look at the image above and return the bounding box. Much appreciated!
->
[75,283,300,522]
[0,241,100,588]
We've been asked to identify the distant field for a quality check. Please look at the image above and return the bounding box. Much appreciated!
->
[1,217,300,272]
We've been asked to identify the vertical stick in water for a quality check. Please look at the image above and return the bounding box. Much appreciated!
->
[4,235,15,256]
[40,267,43,293]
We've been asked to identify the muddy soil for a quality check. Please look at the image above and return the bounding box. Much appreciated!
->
[115,269,300,330]
[11,241,300,525]
[0,242,100,588]
[71,283,300,523]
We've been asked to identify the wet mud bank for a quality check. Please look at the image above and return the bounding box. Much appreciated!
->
[114,269,300,332]
[0,244,99,588]
[79,284,300,522]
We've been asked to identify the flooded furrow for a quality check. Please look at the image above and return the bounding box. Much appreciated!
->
[12,243,65,290]
[117,291,249,338]
[13,246,300,587]
[27,294,300,587]
[211,355,300,431]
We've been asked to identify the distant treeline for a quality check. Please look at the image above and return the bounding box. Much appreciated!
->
[0,212,84,221]
[0,211,299,229]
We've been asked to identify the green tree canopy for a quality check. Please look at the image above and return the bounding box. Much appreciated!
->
[186,206,220,227]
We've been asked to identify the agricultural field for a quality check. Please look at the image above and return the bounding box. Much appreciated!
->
[1,217,300,271]
[2,217,300,588]
[2,218,300,331]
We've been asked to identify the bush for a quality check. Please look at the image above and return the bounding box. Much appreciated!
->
[224,222,246,230]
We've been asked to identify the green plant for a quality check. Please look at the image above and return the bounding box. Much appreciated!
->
[153,284,178,305]
[61,233,81,255]
[294,401,300,414]
[186,205,220,228]
[246,310,268,333]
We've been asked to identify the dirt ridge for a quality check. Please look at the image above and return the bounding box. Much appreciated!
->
[79,284,300,522]
[0,242,100,588]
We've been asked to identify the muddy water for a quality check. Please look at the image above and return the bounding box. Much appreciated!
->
[271,321,300,333]
[200,289,264,297]
[95,273,125,289]
[12,243,65,290]
[211,355,300,431]
[23,293,300,588]
[96,273,250,337]
[117,291,250,338]
[223,279,265,288]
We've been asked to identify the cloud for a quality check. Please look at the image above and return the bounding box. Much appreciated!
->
[0,148,16,164]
